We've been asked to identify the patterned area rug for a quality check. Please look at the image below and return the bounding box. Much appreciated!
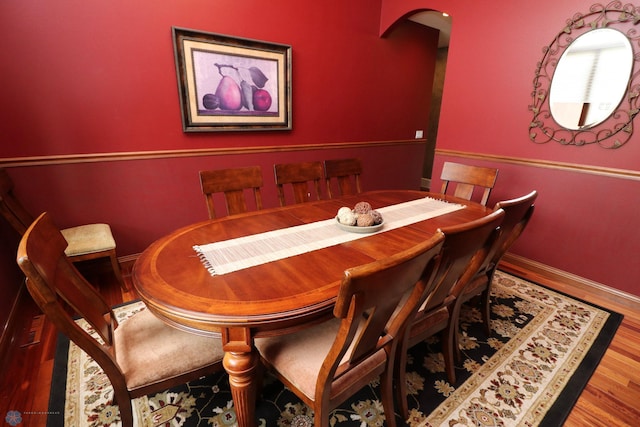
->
[48,271,622,426]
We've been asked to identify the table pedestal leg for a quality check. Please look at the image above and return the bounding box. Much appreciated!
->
[223,350,259,427]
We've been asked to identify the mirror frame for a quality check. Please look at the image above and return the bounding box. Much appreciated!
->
[529,1,640,148]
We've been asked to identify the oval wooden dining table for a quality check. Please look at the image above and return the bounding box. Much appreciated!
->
[132,190,492,427]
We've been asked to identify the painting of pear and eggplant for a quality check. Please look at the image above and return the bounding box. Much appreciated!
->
[173,27,292,131]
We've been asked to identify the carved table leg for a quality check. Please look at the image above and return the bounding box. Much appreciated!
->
[223,350,259,427]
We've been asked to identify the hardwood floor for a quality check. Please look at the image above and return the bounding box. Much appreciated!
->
[1,258,639,426]
[0,260,138,426]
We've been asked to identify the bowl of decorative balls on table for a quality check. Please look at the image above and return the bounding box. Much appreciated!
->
[335,201,384,233]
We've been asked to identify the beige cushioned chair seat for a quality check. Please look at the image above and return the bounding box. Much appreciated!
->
[61,223,116,256]
[114,307,224,390]
[255,318,386,401]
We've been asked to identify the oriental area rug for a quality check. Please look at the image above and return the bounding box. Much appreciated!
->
[48,271,622,427]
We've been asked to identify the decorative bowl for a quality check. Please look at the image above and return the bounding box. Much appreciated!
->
[335,217,384,233]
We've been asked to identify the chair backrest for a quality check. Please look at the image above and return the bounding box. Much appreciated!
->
[0,168,35,235]
[320,232,444,393]
[481,190,537,274]
[422,208,505,311]
[16,212,124,385]
[274,161,323,206]
[323,158,363,199]
[440,161,499,206]
[199,166,264,219]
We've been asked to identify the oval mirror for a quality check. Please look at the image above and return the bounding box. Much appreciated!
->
[549,28,633,130]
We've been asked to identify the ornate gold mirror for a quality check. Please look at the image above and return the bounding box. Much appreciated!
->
[529,2,640,148]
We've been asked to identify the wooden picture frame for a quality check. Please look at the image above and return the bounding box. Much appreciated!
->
[172,27,292,132]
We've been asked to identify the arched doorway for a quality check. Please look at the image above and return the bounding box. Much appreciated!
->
[408,11,451,190]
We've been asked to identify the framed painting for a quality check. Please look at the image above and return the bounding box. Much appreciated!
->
[172,27,292,132]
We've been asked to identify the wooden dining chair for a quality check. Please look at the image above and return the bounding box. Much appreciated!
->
[456,190,537,339]
[439,161,499,206]
[254,232,446,427]
[273,161,323,206]
[395,209,504,418]
[199,166,264,219]
[323,158,363,199]
[0,168,124,286]
[16,212,225,427]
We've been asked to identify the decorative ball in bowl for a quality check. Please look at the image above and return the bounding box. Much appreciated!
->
[335,202,384,233]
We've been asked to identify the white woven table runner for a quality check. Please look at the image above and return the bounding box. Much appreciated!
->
[193,196,464,276]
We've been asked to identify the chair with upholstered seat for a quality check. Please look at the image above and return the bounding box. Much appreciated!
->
[0,168,124,286]
[255,232,445,427]
[274,161,324,206]
[17,212,225,427]
[199,166,264,219]
[439,161,499,206]
[395,209,504,418]
[323,158,363,199]
[456,190,537,339]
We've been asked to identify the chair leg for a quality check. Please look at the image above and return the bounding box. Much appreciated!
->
[442,325,456,385]
[380,367,397,427]
[109,251,126,290]
[450,300,465,369]
[454,316,463,363]
[394,343,410,420]
[481,289,492,335]
[482,269,497,336]
[112,389,134,427]
[118,403,134,427]
[313,402,331,427]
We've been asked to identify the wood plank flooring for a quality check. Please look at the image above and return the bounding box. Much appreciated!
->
[1,259,639,426]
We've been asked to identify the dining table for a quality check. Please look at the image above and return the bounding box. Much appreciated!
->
[131,189,492,427]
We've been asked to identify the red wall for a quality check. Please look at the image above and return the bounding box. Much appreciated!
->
[0,1,436,157]
[381,0,640,296]
[0,0,440,332]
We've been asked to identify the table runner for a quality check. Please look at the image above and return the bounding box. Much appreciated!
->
[193,196,464,276]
